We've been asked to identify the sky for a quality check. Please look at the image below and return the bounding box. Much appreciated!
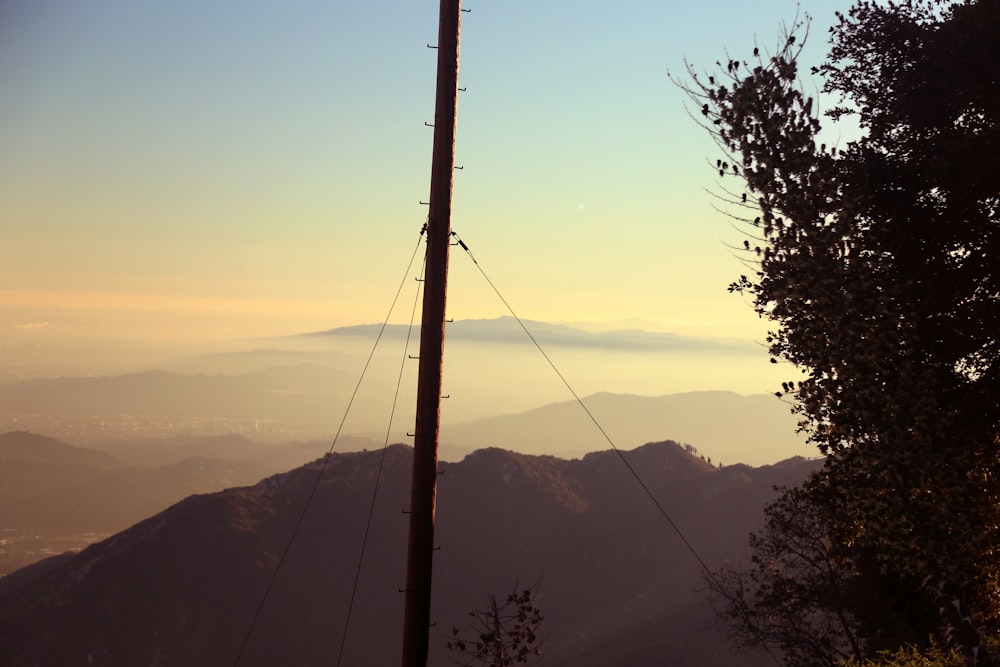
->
[0,0,848,379]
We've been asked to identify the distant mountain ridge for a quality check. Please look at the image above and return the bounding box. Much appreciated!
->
[0,430,348,574]
[0,316,797,463]
[0,441,817,667]
[445,390,812,465]
[0,366,353,420]
[306,315,755,352]
[0,431,119,468]
[0,366,807,465]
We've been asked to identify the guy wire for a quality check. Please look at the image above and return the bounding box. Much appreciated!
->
[335,253,426,667]
[452,230,784,667]
[231,226,427,667]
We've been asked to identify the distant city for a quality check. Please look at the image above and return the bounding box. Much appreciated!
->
[0,415,319,444]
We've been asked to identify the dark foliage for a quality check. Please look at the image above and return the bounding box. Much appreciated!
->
[708,474,941,666]
[675,0,1000,663]
[446,584,544,667]
[708,481,862,667]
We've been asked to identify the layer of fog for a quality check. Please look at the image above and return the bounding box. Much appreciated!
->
[0,318,809,464]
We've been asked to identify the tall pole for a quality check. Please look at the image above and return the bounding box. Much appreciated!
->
[401,0,461,664]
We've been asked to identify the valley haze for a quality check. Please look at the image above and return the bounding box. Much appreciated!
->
[0,316,813,662]
[0,317,808,465]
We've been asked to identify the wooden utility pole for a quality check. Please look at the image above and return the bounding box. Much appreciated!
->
[401,0,461,664]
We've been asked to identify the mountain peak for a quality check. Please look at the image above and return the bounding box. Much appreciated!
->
[0,441,815,667]
[0,430,119,468]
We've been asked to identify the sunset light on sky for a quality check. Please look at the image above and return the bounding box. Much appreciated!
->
[1,0,844,378]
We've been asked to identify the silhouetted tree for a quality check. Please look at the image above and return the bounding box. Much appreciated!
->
[708,481,862,667]
[676,0,1000,663]
[708,475,942,667]
[446,585,543,667]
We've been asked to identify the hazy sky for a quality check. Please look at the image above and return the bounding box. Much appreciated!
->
[1,0,844,350]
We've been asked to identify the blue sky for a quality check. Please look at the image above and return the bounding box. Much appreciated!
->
[1,0,844,359]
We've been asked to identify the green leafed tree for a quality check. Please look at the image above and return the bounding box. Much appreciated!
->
[675,0,1000,663]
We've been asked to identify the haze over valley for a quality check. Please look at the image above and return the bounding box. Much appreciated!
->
[1,317,805,464]
[0,316,811,597]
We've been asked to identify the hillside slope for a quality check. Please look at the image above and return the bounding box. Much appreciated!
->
[0,442,817,666]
